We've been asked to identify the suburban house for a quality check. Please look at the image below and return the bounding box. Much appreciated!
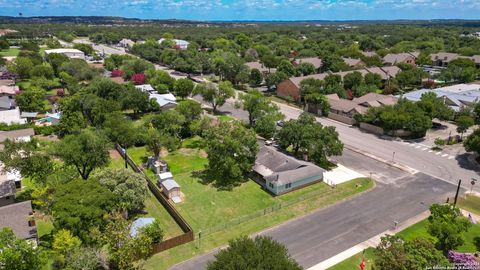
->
[44,48,85,60]
[383,52,419,66]
[150,93,177,110]
[0,85,19,98]
[0,174,16,207]
[157,172,174,183]
[401,83,480,112]
[0,128,35,143]
[0,200,38,244]
[0,96,15,111]
[135,84,156,93]
[158,38,190,50]
[0,107,27,125]
[277,66,401,101]
[292,57,323,71]
[361,51,378,57]
[252,146,325,196]
[118,38,135,49]
[245,61,275,74]
[324,93,398,125]
[342,57,365,68]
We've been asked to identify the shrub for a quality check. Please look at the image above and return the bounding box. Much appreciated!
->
[434,138,446,146]
[131,73,146,85]
[111,69,124,78]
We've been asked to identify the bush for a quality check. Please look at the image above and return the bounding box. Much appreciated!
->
[434,138,446,146]
[111,69,124,78]
[34,125,54,136]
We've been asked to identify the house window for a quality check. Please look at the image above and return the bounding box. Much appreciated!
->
[285,183,292,189]
[268,183,274,189]
[5,196,10,200]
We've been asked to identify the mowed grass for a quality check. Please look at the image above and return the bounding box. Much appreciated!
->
[328,247,375,270]
[329,218,480,269]
[108,149,183,239]
[0,48,20,56]
[457,194,480,216]
[36,217,54,239]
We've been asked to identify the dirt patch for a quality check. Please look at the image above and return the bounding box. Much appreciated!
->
[178,148,195,155]
[199,149,208,158]
[160,148,169,157]
[109,149,121,159]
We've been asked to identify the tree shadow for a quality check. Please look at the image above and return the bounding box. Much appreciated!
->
[474,236,480,252]
[455,153,480,172]
[184,139,206,149]
[191,169,239,191]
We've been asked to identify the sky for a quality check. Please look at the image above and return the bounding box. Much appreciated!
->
[0,0,479,21]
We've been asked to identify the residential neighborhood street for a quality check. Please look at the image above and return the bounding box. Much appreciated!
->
[169,149,458,270]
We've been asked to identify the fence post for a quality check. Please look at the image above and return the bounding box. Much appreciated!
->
[198,230,202,249]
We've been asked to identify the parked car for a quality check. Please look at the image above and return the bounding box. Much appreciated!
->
[276,120,285,127]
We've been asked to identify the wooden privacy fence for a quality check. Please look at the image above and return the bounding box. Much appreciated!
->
[115,145,194,253]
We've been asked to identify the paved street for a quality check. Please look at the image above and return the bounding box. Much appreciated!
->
[194,94,480,191]
[169,149,458,270]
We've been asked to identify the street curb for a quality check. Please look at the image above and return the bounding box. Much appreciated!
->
[344,145,419,175]
[309,210,431,270]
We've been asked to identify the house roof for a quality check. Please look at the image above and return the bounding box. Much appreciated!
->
[254,146,324,185]
[0,201,37,240]
[158,172,173,180]
[0,96,12,109]
[361,51,377,57]
[0,128,35,143]
[135,84,155,92]
[20,112,38,118]
[328,97,359,113]
[245,61,273,73]
[0,175,15,198]
[342,57,363,67]
[44,48,84,55]
[382,52,417,65]
[130,217,155,237]
[0,108,27,125]
[295,57,323,69]
[0,85,19,95]
[430,52,460,62]
[352,92,398,106]
[150,93,177,107]
[365,66,401,80]
[161,179,180,191]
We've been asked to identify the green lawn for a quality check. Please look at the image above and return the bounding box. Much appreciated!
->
[0,48,20,57]
[130,138,374,270]
[36,217,54,239]
[329,218,480,269]
[457,194,480,216]
[108,150,183,239]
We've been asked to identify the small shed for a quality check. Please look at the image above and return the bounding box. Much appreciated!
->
[157,172,173,183]
[161,179,180,199]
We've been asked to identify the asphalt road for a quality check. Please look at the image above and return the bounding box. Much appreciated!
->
[193,94,480,192]
[169,149,458,270]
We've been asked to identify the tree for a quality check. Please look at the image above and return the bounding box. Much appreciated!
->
[0,39,8,50]
[55,129,110,180]
[176,100,203,136]
[265,71,288,91]
[395,68,426,89]
[102,112,139,147]
[277,112,343,165]
[59,59,98,81]
[364,73,383,88]
[427,204,471,253]
[7,57,33,79]
[52,179,115,241]
[30,63,54,79]
[374,235,448,270]
[343,71,363,91]
[464,128,480,155]
[52,229,82,255]
[94,212,152,270]
[146,128,179,160]
[73,43,95,55]
[305,93,330,115]
[174,78,195,99]
[140,219,164,243]
[144,110,185,138]
[417,92,454,121]
[277,60,296,77]
[205,121,258,189]
[299,78,324,101]
[0,228,43,270]
[93,168,148,216]
[208,236,301,270]
[249,68,263,86]
[15,86,46,112]
[0,139,53,185]
[64,247,105,270]
[296,62,316,76]
[195,82,235,114]
[456,115,474,139]
[122,87,149,116]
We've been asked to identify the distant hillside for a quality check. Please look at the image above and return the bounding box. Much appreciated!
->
[0,16,198,25]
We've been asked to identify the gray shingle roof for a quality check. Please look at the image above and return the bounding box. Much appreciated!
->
[295,58,323,69]
[0,201,37,240]
[254,146,324,185]
[0,128,35,143]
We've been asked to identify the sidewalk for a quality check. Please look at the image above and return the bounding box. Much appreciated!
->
[308,211,430,270]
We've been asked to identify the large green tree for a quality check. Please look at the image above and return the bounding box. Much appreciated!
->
[92,168,148,216]
[208,236,301,270]
[15,86,46,112]
[374,235,448,270]
[0,228,44,270]
[205,121,258,189]
[52,179,115,241]
[174,78,195,99]
[427,204,471,253]
[55,129,110,179]
[464,128,480,155]
[195,81,235,114]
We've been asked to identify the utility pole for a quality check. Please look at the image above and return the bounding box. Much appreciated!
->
[392,151,396,162]
[454,179,462,206]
